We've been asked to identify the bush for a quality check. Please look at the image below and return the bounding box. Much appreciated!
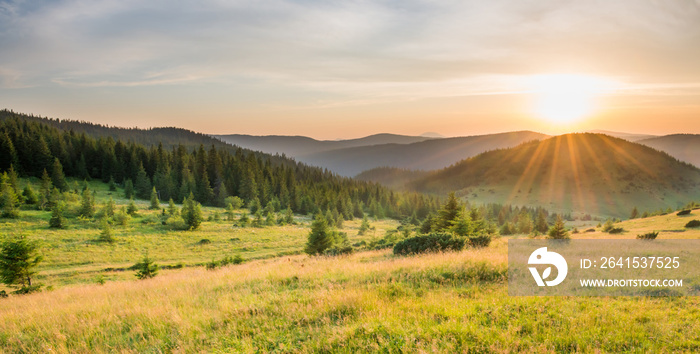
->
[134,255,158,279]
[637,232,659,240]
[197,238,211,245]
[393,233,465,256]
[677,209,691,216]
[685,220,700,228]
[608,227,625,234]
[468,234,492,248]
[206,255,244,270]
[324,245,354,256]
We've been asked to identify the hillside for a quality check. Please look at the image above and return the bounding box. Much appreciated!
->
[355,167,429,190]
[305,131,548,177]
[638,134,700,167]
[410,133,700,218]
[213,133,434,157]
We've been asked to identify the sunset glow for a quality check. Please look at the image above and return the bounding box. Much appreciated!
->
[530,74,615,125]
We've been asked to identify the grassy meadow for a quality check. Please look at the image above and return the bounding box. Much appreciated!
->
[1,179,700,352]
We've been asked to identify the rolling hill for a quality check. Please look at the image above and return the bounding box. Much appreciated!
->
[638,134,700,168]
[302,131,549,177]
[396,133,700,218]
[213,133,435,157]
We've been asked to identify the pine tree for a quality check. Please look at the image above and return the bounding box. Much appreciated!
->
[51,158,68,192]
[22,185,38,206]
[534,210,549,235]
[305,212,332,255]
[103,197,116,217]
[630,207,639,219]
[167,198,178,216]
[98,219,114,243]
[180,193,203,230]
[108,176,117,191]
[134,164,152,199]
[126,198,138,216]
[238,212,249,227]
[436,192,462,231]
[284,208,294,225]
[0,236,43,291]
[79,188,95,218]
[149,187,160,210]
[451,215,472,236]
[358,215,370,235]
[134,255,158,279]
[124,179,135,199]
[547,215,569,239]
[38,169,52,210]
[49,203,65,229]
[226,203,235,221]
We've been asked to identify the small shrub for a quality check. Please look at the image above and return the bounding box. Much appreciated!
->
[324,245,354,256]
[134,255,158,279]
[608,227,625,234]
[677,210,691,216]
[468,234,492,248]
[685,220,700,228]
[0,290,7,298]
[393,233,465,256]
[197,238,211,245]
[584,228,595,233]
[637,232,659,240]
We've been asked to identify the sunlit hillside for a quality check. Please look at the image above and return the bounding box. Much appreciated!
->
[410,133,700,218]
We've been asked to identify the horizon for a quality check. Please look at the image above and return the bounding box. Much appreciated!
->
[1,1,700,139]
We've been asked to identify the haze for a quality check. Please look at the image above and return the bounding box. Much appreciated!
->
[1,0,699,139]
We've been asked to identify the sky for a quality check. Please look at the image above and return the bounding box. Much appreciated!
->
[1,0,699,139]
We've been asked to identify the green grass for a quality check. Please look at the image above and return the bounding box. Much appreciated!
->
[2,179,700,352]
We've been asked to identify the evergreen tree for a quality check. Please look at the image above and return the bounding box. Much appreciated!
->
[49,203,65,229]
[435,192,462,231]
[108,176,117,191]
[79,188,95,218]
[22,185,38,206]
[103,197,116,217]
[126,198,138,216]
[180,193,203,230]
[51,158,68,192]
[0,236,43,291]
[305,212,332,255]
[167,198,178,216]
[547,215,569,239]
[134,255,158,279]
[630,207,639,220]
[226,203,235,221]
[238,212,250,227]
[451,215,472,236]
[98,219,114,243]
[284,208,294,224]
[517,210,533,234]
[123,179,135,199]
[358,215,371,235]
[252,210,264,227]
[149,187,160,210]
[534,210,549,235]
[134,164,152,199]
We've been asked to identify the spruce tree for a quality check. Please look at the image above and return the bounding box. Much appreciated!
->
[305,212,332,255]
[134,255,158,279]
[358,215,371,235]
[226,203,235,221]
[51,158,68,192]
[436,192,462,231]
[79,188,95,218]
[149,187,160,210]
[547,215,569,239]
[167,198,178,216]
[98,219,114,243]
[103,197,116,217]
[180,193,203,230]
[48,201,64,229]
[123,179,135,199]
[126,198,138,216]
[22,185,38,206]
[630,207,639,220]
[534,210,549,235]
[134,164,152,199]
[0,236,43,291]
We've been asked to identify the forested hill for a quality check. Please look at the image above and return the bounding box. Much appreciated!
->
[0,109,438,219]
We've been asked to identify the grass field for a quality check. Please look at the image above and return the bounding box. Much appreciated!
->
[2,180,700,352]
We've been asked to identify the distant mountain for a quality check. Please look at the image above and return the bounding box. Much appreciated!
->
[213,133,435,157]
[402,133,700,218]
[420,132,445,138]
[586,130,657,142]
[355,167,429,190]
[638,134,700,168]
[302,131,548,177]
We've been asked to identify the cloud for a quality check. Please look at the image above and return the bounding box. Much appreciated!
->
[1,0,699,100]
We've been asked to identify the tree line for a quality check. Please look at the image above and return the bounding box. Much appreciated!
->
[0,110,438,219]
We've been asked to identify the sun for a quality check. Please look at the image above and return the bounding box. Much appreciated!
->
[529,74,610,124]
